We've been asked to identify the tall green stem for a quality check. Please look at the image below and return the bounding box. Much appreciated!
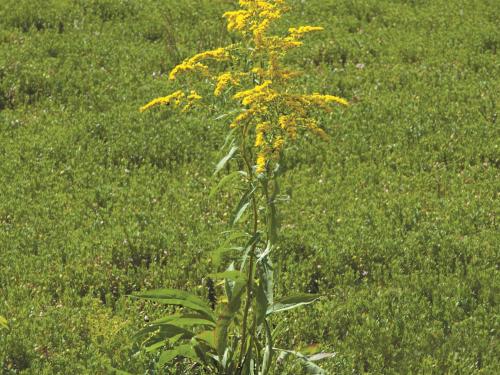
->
[237,123,259,372]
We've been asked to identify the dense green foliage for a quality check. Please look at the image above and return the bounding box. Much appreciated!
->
[0,0,498,373]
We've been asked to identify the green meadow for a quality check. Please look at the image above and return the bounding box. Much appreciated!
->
[0,0,498,373]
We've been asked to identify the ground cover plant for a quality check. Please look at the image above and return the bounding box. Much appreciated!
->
[0,0,499,374]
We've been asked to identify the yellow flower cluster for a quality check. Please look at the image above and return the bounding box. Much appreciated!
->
[233,80,276,106]
[140,90,202,113]
[229,108,257,129]
[301,93,349,110]
[169,47,230,81]
[288,26,324,37]
[223,0,288,49]
[140,0,349,175]
[214,72,242,96]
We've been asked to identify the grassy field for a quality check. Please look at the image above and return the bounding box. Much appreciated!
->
[0,0,499,373]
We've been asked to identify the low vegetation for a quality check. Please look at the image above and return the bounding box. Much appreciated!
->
[0,0,498,373]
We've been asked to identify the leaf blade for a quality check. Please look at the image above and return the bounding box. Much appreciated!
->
[266,294,319,316]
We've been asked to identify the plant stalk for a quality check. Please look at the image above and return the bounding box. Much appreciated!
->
[237,123,260,372]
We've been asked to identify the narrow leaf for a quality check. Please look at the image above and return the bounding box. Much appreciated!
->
[215,279,246,357]
[210,171,246,199]
[144,333,183,353]
[151,313,214,327]
[106,366,135,375]
[211,232,250,265]
[267,294,319,315]
[209,270,246,284]
[240,232,261,270]
[214,144,238,175]
[195,330,216,350]
[132,289,215,321]
[230,185,256,226]
[157,344,199,367]
[260,319,273,375]
[273,348,329,374]
[136,324,193,348]
[0,316,7,330]
[308,352,336,362]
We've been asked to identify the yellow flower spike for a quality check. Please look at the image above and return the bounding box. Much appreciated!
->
[288,26,324,37]
[279,115,298,139]
[187,90,202,101]
[306,119,330,141]
[168,48,228,81]
[139,90,185,112]
[234,82,264,100]
[223,10,251,32]
[304,93,349,107]
[169,62,209,80]
[272,136,285,151]
[234,80,274,105]
[254,121,270,147]
[229,108,256,128]
[256,152,267,173]
[252,19,271,47]
[255,132,265,147]
[214,72,240,96]
[188,47,230,64]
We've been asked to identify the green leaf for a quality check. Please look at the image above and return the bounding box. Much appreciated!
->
[195,330,216,350]
[224,263,236,301]
[308,352,336,361]
[0,316,7,330]
[230,184,256,226]
[134,324,193,348]
[273,348,330,374]
[144,333,183,353]
[210,170,246,199]
[240,233,261,270]
[214,144,238,175]
[157,344,199,367]
[132,289,215,321]
[151,314,215,328]
[260,319,273,375]
[209,270,246,284]
[106,366,135,375]
[211,232,249,265]
[266,294,319,315]
[255,259,273,326]
[215,279,246,357]
[257,241,273,263]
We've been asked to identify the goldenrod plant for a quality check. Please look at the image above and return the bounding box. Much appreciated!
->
[132,1,347,373]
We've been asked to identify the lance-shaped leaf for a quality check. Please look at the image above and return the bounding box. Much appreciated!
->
[211,231,249,265]
[195,330,216,350]
[133,323,193,348]
[255,259,273,326]
[157,343,200,367]
[209,270,246,284]
[260,319,273,375]
[240,232,261,270]
[266,294,319,316]
[230,184,256,226]
[210,170,247,199]
[215,279,246,357]
[274,348,334,374]
[106,366,135,375]
[0,316,7,330]
[150,313,216,328]
[132,289,215,321]
[214,144,238,175]
[224,262,236,301]
[144,333,183,353]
